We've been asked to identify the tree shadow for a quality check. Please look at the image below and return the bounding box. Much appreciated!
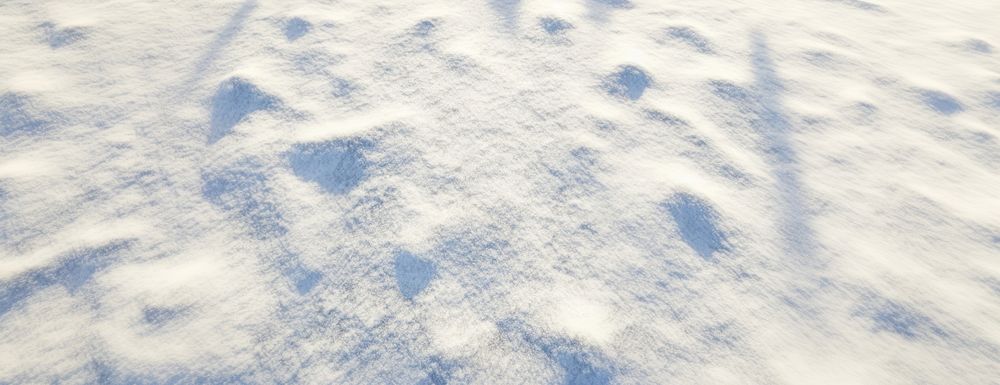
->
[749,31,817,262]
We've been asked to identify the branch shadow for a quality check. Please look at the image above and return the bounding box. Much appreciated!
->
[151,0,259,116]
[185,0,257,90]
[489,0,522,32]
[585,0,633,24]
[749,31,817,263]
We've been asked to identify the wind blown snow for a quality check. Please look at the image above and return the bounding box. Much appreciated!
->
[1,0,999,384]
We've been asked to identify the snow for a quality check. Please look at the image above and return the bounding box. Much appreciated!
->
[1,0,999,384]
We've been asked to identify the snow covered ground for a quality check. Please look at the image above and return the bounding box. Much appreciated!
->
[1,0,999,383]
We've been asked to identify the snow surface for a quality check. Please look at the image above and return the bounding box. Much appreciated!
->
[1,0,999,384]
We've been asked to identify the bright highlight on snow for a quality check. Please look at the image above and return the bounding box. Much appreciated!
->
[1,0,999,384]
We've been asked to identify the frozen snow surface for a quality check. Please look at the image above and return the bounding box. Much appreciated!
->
[1,0,999,384]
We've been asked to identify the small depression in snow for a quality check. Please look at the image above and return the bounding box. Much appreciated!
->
[285,17,311,41]
[209,77,278,143]
[288,138,370,195]
[662,193,729,260]
[394,251,436,300]
[604,65,650,101]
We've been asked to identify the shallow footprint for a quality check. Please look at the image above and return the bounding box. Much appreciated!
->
[918,89,962,115]
[603,65,650,101]
[661,193,729,260]
[39,22,87,48]
[394,251,435,300]
[209,77,279,143]
[285,17,311,41]
[0,93,57,137]
[663,26,713,54]
[540,17,573,35]
[288,138,370,195]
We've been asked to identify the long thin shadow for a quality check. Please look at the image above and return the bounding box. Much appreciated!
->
[586,0,632,24]
[138,0,256,138]
[489,0,521,31]
[749,32,817,261]
[174,0,258,101]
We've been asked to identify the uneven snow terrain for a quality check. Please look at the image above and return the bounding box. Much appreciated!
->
[1,0,999,384]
